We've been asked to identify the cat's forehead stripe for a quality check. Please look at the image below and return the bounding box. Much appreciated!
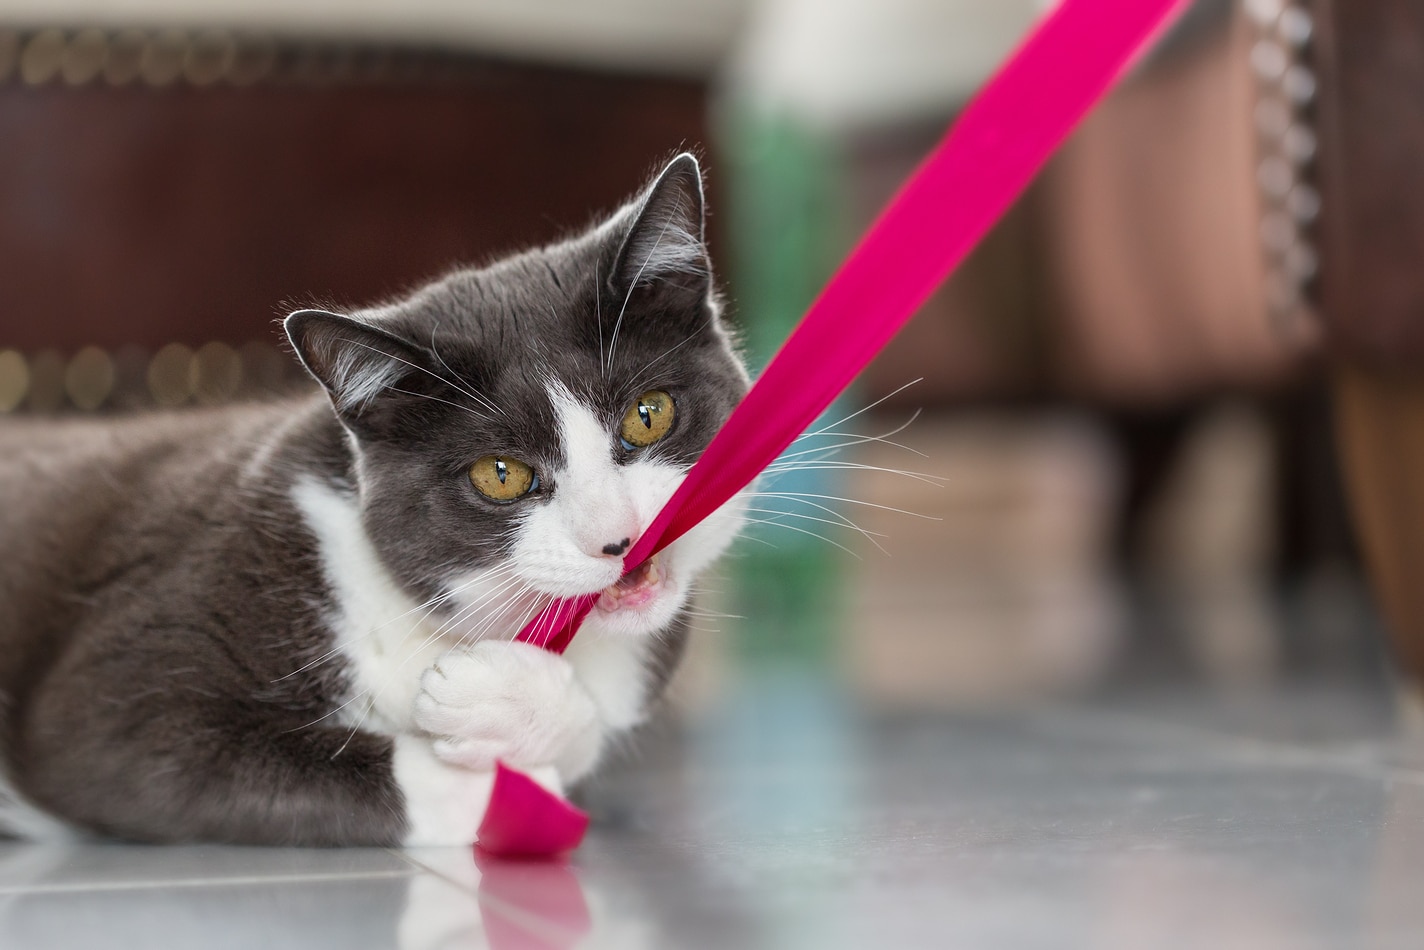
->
[547,381,611,479]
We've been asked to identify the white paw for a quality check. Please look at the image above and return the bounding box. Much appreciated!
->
[412,640,600,774]
[393,735,563,846]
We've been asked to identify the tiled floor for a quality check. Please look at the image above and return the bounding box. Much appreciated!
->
[2,675,1421,949]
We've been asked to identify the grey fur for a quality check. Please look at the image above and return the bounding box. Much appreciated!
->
[0,153,746,845]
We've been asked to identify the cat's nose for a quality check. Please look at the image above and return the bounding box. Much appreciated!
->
[600,537,632,557]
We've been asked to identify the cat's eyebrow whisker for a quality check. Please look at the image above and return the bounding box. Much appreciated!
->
[594,262,606,381]
[385,387,491,422]
[738,490,942,522]
[428,322,506,419]
[625,316,714,393]
[606,215,674,375]
[343,339,494,417]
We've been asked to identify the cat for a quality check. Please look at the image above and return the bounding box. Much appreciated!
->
[0,153,750,846]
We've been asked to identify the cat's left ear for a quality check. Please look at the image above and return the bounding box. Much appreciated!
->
[610,152,710,300]
[284,308,436,420]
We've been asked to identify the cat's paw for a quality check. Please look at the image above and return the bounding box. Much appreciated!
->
[412,640,601,775]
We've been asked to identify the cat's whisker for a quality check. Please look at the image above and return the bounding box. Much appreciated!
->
[777,410,928,461]
[761,460,946,487]
[740,505,889,554]
[737,516,862,559]
[791,378,924,443]
[274,574,498,681]
[300,573,528,741]
[739,490,942,522]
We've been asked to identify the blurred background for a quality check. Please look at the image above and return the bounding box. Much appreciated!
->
[0,0,1409,713]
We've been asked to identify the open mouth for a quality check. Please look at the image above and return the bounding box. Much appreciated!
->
[595,555,664,613]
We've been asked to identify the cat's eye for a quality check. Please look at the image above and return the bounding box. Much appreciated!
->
[468,455,538,502]
[620,390,675,449]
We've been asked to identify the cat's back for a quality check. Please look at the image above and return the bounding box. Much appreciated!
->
[0,401,299,525]
[0,398,328,622]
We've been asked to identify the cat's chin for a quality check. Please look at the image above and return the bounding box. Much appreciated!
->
[594,555,664,613]
[584,555,681,636]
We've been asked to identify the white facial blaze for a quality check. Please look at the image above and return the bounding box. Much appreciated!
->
[504,382,745,638]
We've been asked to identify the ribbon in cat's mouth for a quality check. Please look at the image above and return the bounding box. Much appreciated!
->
[596,555,662,612]
[484,0,1191,859]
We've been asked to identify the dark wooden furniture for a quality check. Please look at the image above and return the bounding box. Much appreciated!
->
[1314,0,1424,688]
[0,29,709,407]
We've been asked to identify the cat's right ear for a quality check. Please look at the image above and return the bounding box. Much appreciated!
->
[284,309,431,418]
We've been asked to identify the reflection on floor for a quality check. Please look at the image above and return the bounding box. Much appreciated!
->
[1,678,1420,949]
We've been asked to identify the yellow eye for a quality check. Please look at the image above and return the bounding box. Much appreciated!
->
[468,455,537,502]
[620,390,675,448]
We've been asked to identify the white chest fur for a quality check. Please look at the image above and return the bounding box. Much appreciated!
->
[291,477,652,742]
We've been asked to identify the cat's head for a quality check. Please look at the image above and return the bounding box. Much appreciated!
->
[286,153,749,640]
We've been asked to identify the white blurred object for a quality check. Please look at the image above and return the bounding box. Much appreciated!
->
[0,0,750,74]
[727,0,1048,129]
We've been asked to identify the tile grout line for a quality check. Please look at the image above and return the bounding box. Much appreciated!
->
[0,868,415,896]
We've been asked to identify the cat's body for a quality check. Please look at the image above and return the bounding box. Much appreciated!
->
[0,154,749,845]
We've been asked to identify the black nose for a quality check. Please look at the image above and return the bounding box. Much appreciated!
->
[601,537,632,556]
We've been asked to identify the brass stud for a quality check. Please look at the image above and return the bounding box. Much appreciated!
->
[111,345,152,410]
[228,39,277,87]
[238,340,288,393]
[1277,7,1313,47]
[0,350,29,412]
[1244,0,1284,24]
[1259,211,1295,253]
[103,30,147,86]
[1253,98,1290,138]
[1282,64,1316,103]
[19,29,66,86]
[1256,156,1293,198]
[1286,183,1320,223]
[148,343,195,407]
[64,346,116,411]
[193,342,242,404]
[1250,40,1288,82]
[184,32,236,87]
[27,350,67,412]
[140,30,187,88]
[61,29,108,86]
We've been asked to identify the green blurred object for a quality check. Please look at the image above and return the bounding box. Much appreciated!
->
[718,106,853,667]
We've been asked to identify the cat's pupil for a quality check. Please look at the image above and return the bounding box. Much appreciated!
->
[495,460,508,484]
[638,405,652,429]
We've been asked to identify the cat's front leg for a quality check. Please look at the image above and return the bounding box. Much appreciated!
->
[411,640,604,783]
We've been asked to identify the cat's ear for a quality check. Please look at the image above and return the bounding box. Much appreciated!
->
[610,152,710,298]
[284,309,432,417]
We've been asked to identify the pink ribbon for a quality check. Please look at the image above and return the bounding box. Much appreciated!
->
[476,0,1190,858]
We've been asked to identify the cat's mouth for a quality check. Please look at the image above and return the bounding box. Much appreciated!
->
[595,555,665,613]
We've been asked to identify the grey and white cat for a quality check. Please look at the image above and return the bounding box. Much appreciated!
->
[0,153,750,845]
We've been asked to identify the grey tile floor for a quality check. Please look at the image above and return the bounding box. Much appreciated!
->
[2,675,1421,949]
